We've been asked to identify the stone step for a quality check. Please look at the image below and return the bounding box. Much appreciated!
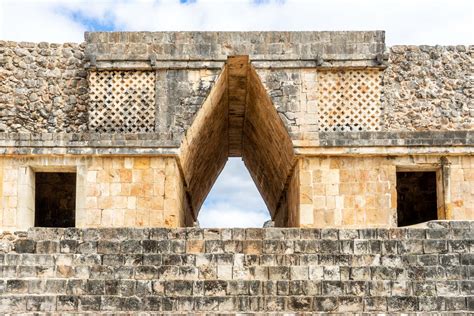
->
[18,221,474,242]
[1,252,472,266]
[0,294,471,313]
[0,225,472,313]
[0,265,471,280]
[7,238,473,255]
[1,279,472,296]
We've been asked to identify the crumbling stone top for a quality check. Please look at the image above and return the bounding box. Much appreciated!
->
[85,31,386,68]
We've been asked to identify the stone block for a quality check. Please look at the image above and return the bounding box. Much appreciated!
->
[79,295,101,311]
[424,240,448,254]
[120,296,143,311]
[57,295,78,311]
[268,266,290,280]
[0,296,26,312]
[6,279,28,294]
[97,240,120,254]
[59,240,78,253]
[135,266,158,280]
[313,296,338,312]
[288,296,313,311]
[387,296,418,311]
[35,240,59,254]
[14,239,36,253]
[165,280,193,296]
[444,297,467,311]
[26,295,56,311]
[364,297,387,312]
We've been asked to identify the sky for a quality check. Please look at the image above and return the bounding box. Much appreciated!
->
[1,0,473,227]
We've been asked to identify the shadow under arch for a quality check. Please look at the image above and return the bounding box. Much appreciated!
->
[179,56,297,227]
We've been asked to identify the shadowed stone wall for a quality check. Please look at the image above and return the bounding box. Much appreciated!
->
[0,222,471,313]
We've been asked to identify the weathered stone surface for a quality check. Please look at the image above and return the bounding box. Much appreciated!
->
[0,41,88,133]
[0,224,471,313]
[383,45,473,131]
[85,31,386,65]
[0,32,473,233]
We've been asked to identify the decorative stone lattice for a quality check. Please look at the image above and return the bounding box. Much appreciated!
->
[89,71,156,132]
[317,70,382,132]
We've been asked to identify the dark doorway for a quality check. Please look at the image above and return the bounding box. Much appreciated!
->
[35,172,76,227]
[396,171,437,226]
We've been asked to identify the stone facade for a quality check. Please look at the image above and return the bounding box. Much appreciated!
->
[0,30,473,314]
[0,222,472,313]
[0,156,187,231]
[0,31,472,231]
[298,156,474,228]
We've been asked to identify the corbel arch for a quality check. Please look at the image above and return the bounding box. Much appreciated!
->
[178,56,297,227]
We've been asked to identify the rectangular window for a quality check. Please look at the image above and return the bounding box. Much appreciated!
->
[35,172,76,227]
[396,171,438,226]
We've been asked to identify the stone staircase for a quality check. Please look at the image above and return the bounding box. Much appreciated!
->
[0,221,472,314]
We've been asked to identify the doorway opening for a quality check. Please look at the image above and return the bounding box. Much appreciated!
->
[396,171,438,226]
[35,172,76,227]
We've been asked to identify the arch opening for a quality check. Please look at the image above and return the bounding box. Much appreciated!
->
[179,56,297,227]
[198,158,271,228]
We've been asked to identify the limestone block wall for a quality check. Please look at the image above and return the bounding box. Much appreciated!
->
[297,155,474,228]
[82,157,186,228]
[298,157,396,228]
[0,41,88,133]
[242,67,295,219]
[0,223,471,313]
[449,156,474,220]
[382,45,473,131]
[274,165,300,228]
[0,156,186,231]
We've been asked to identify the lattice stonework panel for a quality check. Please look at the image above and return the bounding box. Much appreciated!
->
[89,71,156,133]
[317,70,382,132]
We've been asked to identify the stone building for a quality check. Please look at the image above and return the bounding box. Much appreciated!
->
[0,31,472,314]
[0,31,472,231]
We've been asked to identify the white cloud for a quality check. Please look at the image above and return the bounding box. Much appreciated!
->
[1,0,473,44]
[198,202,270,228]
[198,158,271,228]
[0,0,85,42]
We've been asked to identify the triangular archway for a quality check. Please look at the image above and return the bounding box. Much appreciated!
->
[198,158,271,228]
[179,56,297,227]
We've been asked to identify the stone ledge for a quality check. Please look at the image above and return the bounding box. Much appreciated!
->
[0,131,471,156]
[0,220,467,241]
[293,131,474,147]
[0,133,181,156]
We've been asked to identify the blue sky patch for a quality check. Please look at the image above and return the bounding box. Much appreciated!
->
[59,9,116,32]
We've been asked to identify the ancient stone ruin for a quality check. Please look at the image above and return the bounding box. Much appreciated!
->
[0,31,472,313]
